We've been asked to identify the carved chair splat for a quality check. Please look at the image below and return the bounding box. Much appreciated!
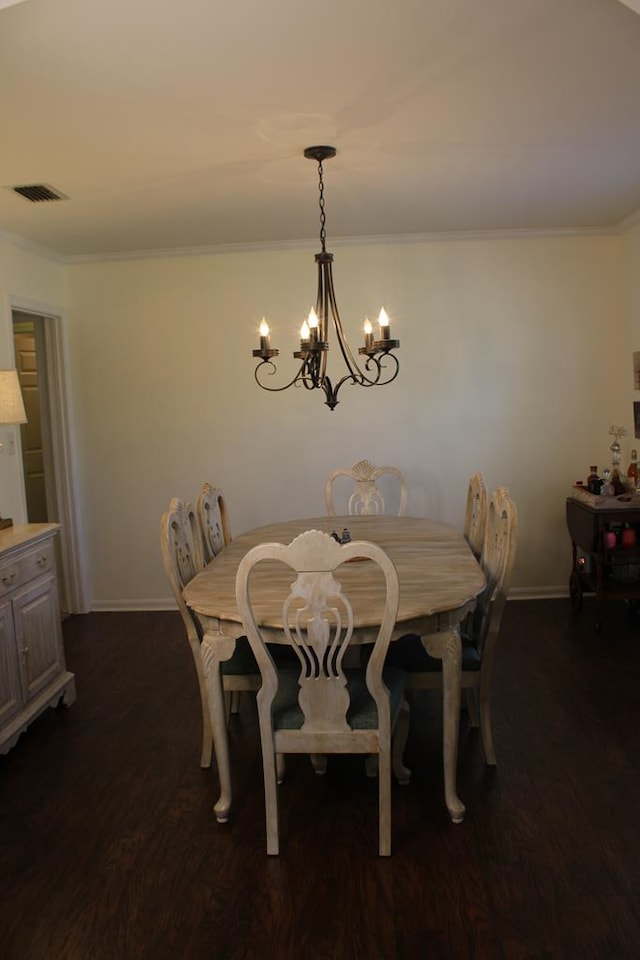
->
[324,459,408,517]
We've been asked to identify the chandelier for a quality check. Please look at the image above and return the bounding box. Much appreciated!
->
[252,146,400,411]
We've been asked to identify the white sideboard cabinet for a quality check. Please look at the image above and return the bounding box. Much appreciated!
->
[0,523,75,753]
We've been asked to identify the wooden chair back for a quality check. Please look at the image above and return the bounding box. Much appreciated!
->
[160,497,203,637]
[473,486,518,654]
[197,483,231,564]
[324,459,408,517]
[464,472,488,559]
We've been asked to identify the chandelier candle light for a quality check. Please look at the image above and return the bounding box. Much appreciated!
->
[252,146,400,411]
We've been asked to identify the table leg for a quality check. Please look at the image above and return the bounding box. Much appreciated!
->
[200,631,237,823]
[422,628,465,824]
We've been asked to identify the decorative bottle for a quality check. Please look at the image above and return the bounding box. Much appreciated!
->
[627,450,638,492]
[587,466,600,495]
[611,468,625,496]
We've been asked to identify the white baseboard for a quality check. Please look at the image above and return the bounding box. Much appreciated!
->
[509,586,569,600]
[89,599,179,612]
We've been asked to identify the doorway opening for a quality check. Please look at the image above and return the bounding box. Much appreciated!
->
[13,313,51,523]
[11,306,88,615]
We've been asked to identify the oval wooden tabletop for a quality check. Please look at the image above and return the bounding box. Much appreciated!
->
[184,515,485,641]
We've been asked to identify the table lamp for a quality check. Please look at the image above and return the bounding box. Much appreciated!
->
[0,369,27,530]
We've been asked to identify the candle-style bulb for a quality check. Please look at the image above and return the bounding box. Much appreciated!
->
[308,309,319,329]
[258,317,271,354]
[300,319,310,340]
[378,307,390,337]
[362,316,375,354]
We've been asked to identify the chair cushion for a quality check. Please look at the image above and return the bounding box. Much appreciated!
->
[220,636,258,676]
[220,637,298,676]
[271,666,406,731]
[382,633,482,673]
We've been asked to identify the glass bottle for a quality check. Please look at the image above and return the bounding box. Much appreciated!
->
[611,468,625,496]
[587,466,600,495]
[627,449,638,492]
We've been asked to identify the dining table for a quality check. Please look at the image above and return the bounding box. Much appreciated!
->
[183,514,486,826]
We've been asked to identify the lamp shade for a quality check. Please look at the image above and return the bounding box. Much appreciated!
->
[0,370,27,425]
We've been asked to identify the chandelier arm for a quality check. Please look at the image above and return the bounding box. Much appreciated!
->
[315,259,330,386]
[324,262,387,386]
[368,350,400,386]
[254,359,309,393]
[329,355,397,398]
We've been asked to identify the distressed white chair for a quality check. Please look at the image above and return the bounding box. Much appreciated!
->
[324,459,408,517]
[464,472,488,560]
[196,483,231,565]
[385,487,517,766]
[160,497,260,768]
[236,529,411,856]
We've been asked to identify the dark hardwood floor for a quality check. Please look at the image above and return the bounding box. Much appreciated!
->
[1,599,639,960]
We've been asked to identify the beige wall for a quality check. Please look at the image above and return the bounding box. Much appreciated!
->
[1,228,635,608]
[64,231,628,608]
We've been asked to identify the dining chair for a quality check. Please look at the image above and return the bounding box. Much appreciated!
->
[324,458,408,517]
[196,482,231,565]
[384,487,518,766]
[196,482,245,713]
[160,497,260,768]
[235,528,411,856]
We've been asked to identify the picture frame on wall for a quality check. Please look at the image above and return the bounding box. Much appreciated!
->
[635,401,640,439]
[634,351,640,390]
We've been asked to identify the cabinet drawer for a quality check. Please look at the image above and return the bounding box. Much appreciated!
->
[0,540,55,598]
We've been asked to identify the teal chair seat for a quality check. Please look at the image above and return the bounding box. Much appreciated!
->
[221,638,298,676]
[384,632,481,672]
[271,666,407,731]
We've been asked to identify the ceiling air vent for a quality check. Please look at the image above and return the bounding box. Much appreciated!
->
[9,184,68,203]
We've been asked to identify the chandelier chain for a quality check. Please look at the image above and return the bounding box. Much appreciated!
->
[317,160,327,254]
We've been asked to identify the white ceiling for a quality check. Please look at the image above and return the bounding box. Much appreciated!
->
[1,0,640,259]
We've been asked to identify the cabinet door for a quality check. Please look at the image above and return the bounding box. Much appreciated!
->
[0,600,22,726]
[14,576,63,702]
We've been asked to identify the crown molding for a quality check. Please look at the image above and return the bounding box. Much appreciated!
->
[616,206,640,233]
[0,227,66,262]
[63,224,619,264]
[0,219,630,266]
[616,0,640,16]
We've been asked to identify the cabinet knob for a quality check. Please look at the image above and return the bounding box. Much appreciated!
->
[37,555,48,567]
[2,570,16,584]
[21,644,29,665]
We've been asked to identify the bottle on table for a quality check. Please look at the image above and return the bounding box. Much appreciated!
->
[601,468,613,496]
[587,466,600,495]
[627,450,638,492]
[611,468,625,496]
